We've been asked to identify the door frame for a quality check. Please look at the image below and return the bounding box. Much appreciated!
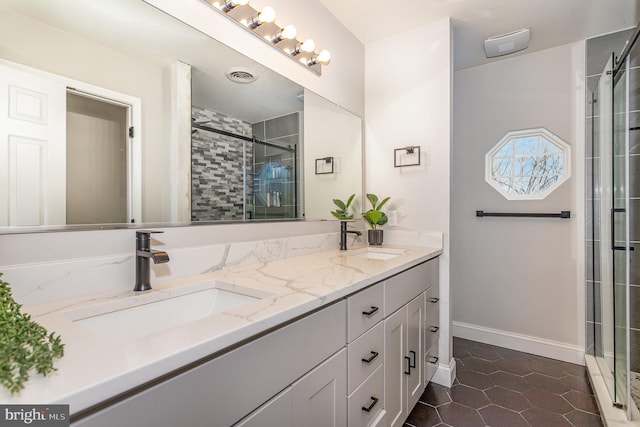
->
[0,58,142,224]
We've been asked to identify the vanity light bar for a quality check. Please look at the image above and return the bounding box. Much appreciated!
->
[206,0,330,75]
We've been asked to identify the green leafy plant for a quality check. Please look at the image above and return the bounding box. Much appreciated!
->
[362,193,390,230]
[330,194,355,220]
[0,274,64,394]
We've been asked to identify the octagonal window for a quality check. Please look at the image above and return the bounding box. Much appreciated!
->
[485,128,570,200]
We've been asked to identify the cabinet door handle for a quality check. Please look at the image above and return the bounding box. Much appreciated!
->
[428,297,439,303]
[361,351,379,364]
[428,356,439,364]
[404,356,412,375]
[362,306,379,317]
[430,326,440,333]
[361,396,379,413]
[409,350,417,369]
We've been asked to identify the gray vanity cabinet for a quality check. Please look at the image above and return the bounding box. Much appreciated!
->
[72,301,346,427]
[71,256,440,427]
[384,258,439,427]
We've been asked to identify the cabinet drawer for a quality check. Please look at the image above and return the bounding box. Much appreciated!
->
[348,282,384,342]
[424,345,439,384]
[425,285,440,350]
[348,364,385,427]
[385,258,438,315]
[424,327,439,356]
[348,322,384,394]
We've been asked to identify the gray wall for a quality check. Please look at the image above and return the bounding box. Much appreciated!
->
[451,42,583,352]
[251,113,300,220]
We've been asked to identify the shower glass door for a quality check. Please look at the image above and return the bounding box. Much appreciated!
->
[612,53,632,418]
[598,55,616,401]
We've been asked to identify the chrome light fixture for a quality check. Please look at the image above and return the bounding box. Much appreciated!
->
[219,0,249,12]
[206,0,330,75]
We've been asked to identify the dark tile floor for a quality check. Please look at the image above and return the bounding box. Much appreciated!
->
[404,337,603,427]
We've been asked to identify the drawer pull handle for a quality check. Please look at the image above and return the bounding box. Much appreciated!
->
[428,356,439,364]
[430,326,440,333]
[409,350,417,369]
[429,297,440,303]
[404,356,412,375]
[362,306,379,317]
[361,351,379,364]
[362,396,379,413]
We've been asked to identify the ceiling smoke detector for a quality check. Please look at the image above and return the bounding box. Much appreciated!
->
[225,68,258,84]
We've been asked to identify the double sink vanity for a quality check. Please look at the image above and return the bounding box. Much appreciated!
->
[9,240,442,427]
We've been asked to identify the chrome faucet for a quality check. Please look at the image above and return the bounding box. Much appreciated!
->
[340,221,362,251]
[134,230,170,292]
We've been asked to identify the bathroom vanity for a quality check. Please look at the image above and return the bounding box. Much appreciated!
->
[4,242,441,427]
[73,254,439,427]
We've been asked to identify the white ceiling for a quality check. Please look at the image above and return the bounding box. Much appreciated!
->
[319,0,640,70]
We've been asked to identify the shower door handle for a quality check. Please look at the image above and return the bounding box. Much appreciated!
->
[611,208,635,251]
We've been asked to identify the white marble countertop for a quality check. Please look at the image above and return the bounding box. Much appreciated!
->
[0,244,441,414]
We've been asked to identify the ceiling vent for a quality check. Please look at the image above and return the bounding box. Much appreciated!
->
[484,29,530,58]
[225,68,258,84]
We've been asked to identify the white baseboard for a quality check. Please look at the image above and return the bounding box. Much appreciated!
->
[452,321,585,365]
[432,357,456,387]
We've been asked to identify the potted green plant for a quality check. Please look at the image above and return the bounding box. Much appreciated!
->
[362,193,390,245]
[330,194,355,220]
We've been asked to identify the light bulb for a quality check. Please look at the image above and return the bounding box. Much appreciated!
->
[258,6,275,23]
[293,39,315,55]
[248,6,275,28]
[301,39,315,52]
[272,25,296,43]
[281,25,296,40]
[316,50,331,64]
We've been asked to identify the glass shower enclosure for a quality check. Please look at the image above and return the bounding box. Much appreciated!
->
[592,31,640,421]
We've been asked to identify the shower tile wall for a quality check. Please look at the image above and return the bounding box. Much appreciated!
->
[585,29,634,358]
[191,106,253,221]
[251,112,301,220]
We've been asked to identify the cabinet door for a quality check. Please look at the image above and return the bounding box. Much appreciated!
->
[384,307,408,427]
[235,387,293,427]
[292,349,347,427]
[406,293,425,411]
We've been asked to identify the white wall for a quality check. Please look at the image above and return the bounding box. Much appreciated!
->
[451,42,586,363]
[365,18,453,383]
[303,89,363,219]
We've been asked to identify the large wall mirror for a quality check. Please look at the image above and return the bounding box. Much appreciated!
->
[0,0,362,232]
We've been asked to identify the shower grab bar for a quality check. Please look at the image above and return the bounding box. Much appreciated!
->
[476,210,571,219]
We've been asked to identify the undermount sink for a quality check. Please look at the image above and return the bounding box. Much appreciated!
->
[64,281,267,344]
[343,247,406,260]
